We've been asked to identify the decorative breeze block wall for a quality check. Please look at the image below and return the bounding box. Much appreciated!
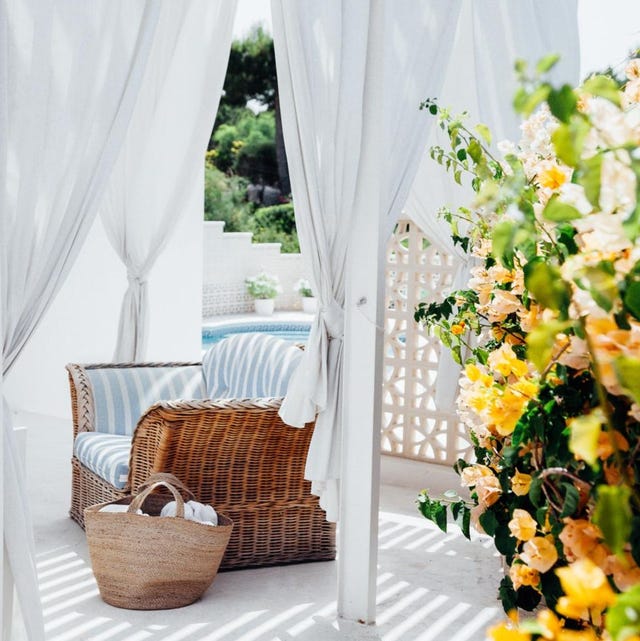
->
[382,219,474,465]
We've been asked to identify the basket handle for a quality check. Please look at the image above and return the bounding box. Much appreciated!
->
[128,480,185,518]
[137,473,196,501]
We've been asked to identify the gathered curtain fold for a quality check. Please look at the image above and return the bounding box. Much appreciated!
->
[100,1,237,363]
[0,2,161,638]
[404,0,580,409]
[272,0,462,521]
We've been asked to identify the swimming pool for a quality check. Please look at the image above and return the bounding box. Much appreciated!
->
[202,321,312,348]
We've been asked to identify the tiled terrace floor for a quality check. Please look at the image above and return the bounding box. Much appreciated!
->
[9,411,502,641]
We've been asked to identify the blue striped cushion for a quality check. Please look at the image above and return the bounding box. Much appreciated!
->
[202,333,303,399]
[85,366,205,436]
[74,432,132,489]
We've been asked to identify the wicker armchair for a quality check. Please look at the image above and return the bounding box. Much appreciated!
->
[67,337,336,570]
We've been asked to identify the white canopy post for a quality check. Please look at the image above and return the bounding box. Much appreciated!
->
[338,0,385,622]
[101,0,237,363]
[274,0,463,623]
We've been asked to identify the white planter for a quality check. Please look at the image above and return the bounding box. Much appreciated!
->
[301,297,318,314]
[254,298,275,316]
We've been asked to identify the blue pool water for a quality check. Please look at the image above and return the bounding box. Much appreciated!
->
[202,321,311,348]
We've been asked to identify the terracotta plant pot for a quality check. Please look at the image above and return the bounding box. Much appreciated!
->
[254,298,275,316]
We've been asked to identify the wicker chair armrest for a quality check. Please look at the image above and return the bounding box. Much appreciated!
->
[129,398,316,509]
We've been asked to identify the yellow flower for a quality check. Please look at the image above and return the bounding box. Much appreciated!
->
[596,429,629,460]
[486,622,531,641]
[520,537,558,573]
[604,552,640,591]
[509,562,540,590]
[460,464,494,487]
[536,609,562,639]
[509,509,538,541]
[511,470,532,497]
[451,323,465,336]
[555,558,616,622]
[558,519,603,562]
[488,388,530,436]
[537,162,568,190]
[465,363,482,382]
[512,378,539,400]
[488,344,529,379]
[475,475,502,508]
[568,409,605,466]
[557,630,598,641]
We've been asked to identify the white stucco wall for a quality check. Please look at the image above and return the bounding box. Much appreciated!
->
[5,190,203,419]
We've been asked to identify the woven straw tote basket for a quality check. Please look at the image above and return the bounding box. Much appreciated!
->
[85,473,233,610]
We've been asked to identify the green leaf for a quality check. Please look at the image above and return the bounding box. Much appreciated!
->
[516,586,542,612]
[606,584,640,641]
[467,138,483,164]
[539,569,564,612]
[625,281,640,320]
[536,53,560,74]
[593,485,632,557]
[495,524,517,556]
[551,116,590,167]
[583,74,622,106]
[492,220,517,268]
[529,476,543,507]
[515,84,552,117]
[614,356,640,404]
[542,194,582,222]
[526,320,572,372]
[559,483,580,518]
[575,154,602,208]
[456,148,467,162]
[479,510,498,536]
[475,123,492,145]
[624,201,640,242]
[547,84,578,123]
[499,575,518,614]
[524,259,571,314]
[432,502,447,532]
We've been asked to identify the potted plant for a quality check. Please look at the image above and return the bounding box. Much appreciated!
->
[245,271,282,316]
[294,278,317,314]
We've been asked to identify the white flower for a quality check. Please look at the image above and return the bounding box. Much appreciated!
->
[599,151,636,217]
[557,183,592,216]
[626,59,640,80]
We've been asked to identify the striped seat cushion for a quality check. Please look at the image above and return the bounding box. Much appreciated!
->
[85,365,206,436]
[202,333,303,399]
[74,432,132,489]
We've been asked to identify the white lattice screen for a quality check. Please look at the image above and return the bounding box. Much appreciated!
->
[382,219,474,465]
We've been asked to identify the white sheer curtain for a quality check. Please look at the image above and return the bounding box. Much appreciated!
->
[101,1,237,363]
[273,0,462,521]
[404,0,580,408]
[0,2,160,638]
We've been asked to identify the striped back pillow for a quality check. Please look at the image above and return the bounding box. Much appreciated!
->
[202,333,303,399]
[86,365,206,436]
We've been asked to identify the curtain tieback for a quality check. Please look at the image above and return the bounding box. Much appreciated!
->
[126,272,147,287]
[320,300,345,341]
